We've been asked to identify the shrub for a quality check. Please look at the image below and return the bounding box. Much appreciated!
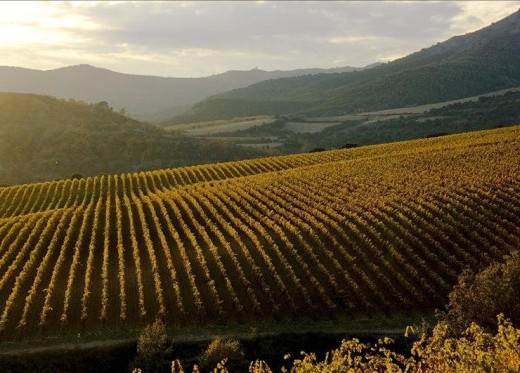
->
[339,143,358,149]
[409,314,520,372]
[198,338,246,371]
[439,251,520,335]
[248,316,520,372]
[133,319,171,372]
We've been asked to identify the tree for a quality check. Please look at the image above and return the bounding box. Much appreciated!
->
[96,101,110,109]
[439,251,520,335]
[339,143,358,149]
[132,319,171,372]
[198,338,247,372]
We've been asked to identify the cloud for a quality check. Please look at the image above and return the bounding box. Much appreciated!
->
[450,1,519,34]
[0,1,518,77]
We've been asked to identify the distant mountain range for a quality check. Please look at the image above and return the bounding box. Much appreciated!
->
[0,64,378,121]
[175,8,520,123]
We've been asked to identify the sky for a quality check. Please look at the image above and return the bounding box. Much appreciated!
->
[0,1,518,78]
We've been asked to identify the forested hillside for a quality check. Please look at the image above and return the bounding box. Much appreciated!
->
[0,93,265,185]
[176,9,520,122]
[0,125,518,340]
[285,90,520,151]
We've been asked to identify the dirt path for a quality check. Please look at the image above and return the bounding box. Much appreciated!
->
[0,338,134,356]
[0,326,408,356]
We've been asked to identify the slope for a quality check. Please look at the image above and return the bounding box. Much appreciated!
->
[0,93,265,185]
[179,9,520,121]
[0,124,518,340]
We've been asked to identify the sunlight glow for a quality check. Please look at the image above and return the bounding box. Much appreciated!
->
[0,2,102,46]
[0,1,518,76]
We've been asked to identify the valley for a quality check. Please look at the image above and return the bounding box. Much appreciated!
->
[168,86,520,153]
[1,4,520,371]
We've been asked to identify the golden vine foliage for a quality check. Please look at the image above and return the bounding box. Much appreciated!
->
[135,315,520,372]
[0,126,518,338]
[408,314,520,372]
[246,315,520,373]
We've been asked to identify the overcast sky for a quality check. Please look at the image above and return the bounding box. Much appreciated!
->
[0,1,518,77]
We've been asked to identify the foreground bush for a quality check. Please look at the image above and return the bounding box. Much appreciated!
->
[132,319,171,372]
[197,338,247,372]
[280,315,520,373]
[144,315,520,372]
[408,315,520,372]
[439,251,520,335]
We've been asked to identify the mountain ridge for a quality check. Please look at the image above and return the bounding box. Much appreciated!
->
[175,9,520,122]
[0,63,378,121]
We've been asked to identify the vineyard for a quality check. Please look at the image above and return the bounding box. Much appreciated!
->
[0,125,519,340]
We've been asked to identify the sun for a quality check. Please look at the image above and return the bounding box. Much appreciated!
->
[0,1,97,46]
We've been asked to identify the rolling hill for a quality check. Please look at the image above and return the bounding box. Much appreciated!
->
[0,93,266,185]
[177,9,520,122]
[0,64,373,121]
[227,88,520,153]
[0,124,518,340]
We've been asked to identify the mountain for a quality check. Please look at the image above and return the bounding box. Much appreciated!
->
[0,64,375,121]
[177,9,520,122]
[0,93,266,185]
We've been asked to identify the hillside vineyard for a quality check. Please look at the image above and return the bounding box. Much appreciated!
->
[0,126,519,339]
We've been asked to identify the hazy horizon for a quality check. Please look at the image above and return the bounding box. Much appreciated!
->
[1,1,518,78]
[0,61,379,78]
